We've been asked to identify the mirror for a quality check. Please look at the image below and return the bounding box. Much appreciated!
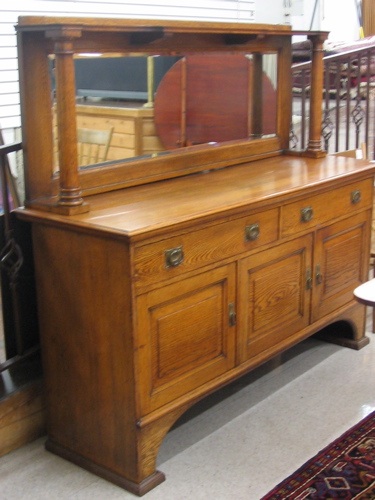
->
[51,51,278,171]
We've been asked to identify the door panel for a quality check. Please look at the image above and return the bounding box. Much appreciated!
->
[237,234,312,364]
[137,263,236,413]
[312,210,371,322]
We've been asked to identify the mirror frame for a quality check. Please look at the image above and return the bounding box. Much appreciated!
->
[16,17,327,214]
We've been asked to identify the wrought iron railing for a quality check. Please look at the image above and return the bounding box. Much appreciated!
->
[291,43,375,159]
[0,140,40,373]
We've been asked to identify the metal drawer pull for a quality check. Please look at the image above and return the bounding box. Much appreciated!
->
[306,269,313,290]
[245,223,260,241]
[351,190,361,204]
[228,303,237,326]
[301,206,313,222]
[165,246,184,268]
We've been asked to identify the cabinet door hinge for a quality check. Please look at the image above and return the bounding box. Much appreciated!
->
[229,303,236,326]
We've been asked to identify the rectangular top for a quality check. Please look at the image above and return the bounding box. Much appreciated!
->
[17,16,292,36]
[17,154,375,241]
[16,16,328,40]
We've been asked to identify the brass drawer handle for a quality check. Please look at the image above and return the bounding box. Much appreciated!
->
[306,269,313,290]
[245,223,260,241]
[351,190,361,204]
[301,206,313,223]
[165,246,184,268]
[228,303,236,326]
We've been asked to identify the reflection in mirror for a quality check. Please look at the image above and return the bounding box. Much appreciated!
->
[51,51,278,171]
[154,53,277,149]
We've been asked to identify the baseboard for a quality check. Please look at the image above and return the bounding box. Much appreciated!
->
[0,378,46,457]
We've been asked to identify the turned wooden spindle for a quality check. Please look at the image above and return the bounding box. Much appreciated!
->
[49,28,86,209]
[306,34,326,156]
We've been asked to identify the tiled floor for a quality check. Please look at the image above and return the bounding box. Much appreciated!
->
[1,313,374,499]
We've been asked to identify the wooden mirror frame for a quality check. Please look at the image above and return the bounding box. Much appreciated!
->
[16,17,328,214]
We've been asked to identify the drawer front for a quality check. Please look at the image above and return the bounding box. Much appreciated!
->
[133,208,279,291]
[281,179,373,238]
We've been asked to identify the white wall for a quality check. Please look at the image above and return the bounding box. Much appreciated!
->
[290,0,361,41]
[320,0,360,41]
[254,0,284,24]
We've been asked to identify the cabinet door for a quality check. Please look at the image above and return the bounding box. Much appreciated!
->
[136,263,236,414]
[312,210,371,322]
[237,234,313,364]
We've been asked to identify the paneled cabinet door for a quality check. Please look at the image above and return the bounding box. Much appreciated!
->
[311,210,371,322]
[136,263,236,414]
[237,234,313,364]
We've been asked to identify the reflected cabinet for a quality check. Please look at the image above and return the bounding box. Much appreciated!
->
[15,17,375,496]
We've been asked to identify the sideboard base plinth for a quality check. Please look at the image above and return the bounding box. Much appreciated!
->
[45,439,166,496]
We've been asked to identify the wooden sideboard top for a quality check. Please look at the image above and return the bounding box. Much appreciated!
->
[16,16,291,35]
[17,154,375,240]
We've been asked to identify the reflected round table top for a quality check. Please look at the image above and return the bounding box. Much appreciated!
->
[353,278,375,306]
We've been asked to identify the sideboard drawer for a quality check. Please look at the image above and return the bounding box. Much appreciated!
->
[281,178,373,237]
[133,208,279,291]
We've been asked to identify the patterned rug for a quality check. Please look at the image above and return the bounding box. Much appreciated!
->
[261,411,375,499]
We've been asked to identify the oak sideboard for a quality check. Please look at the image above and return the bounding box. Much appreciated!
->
[15,16,375,495]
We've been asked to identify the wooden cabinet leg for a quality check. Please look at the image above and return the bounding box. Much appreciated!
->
[45,437,165,496]
[45,403,192,496]
[315,303,369,350]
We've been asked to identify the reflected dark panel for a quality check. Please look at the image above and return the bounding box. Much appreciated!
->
[74,56,181,101]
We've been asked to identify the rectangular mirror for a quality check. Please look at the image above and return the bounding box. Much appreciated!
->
[50,51,278,171]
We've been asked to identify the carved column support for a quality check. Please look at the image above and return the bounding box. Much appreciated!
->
[306,33,327,157]
[46,27,88,212]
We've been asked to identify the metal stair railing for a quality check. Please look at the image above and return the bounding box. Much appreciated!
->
[291,43,375,159]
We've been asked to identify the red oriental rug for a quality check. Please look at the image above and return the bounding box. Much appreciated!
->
[261,411,375,499]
